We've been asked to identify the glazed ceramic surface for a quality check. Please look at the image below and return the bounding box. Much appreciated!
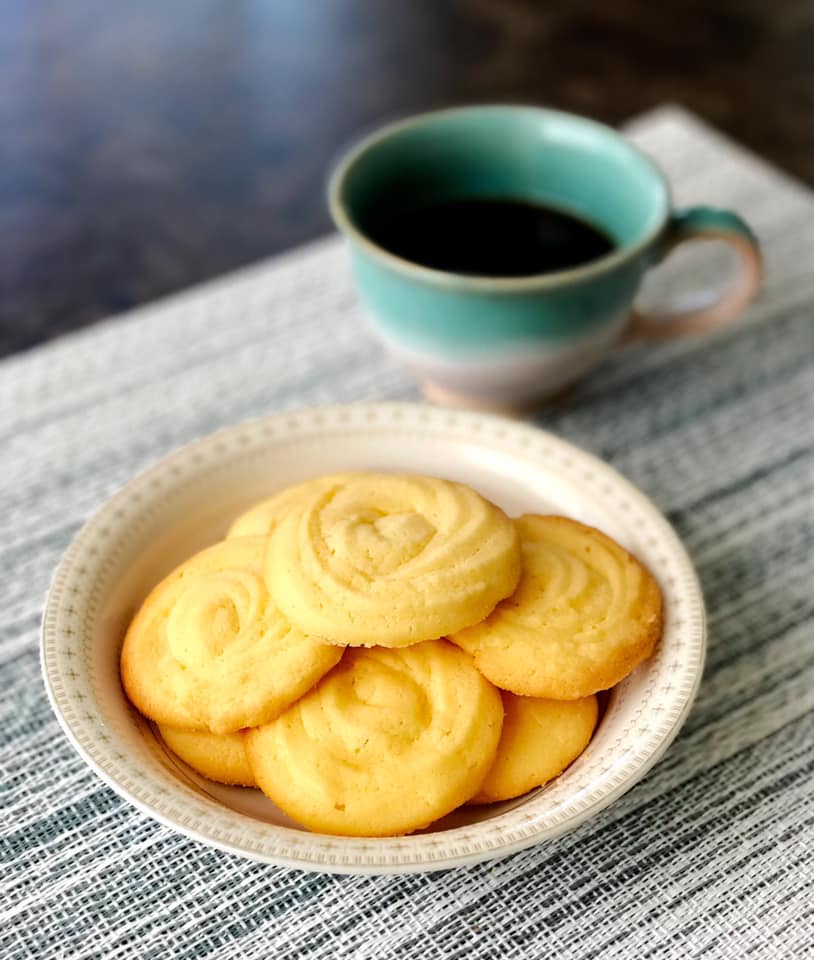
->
[330,106,761,408]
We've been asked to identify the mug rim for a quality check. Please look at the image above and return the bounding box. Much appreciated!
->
[328,104,672,292]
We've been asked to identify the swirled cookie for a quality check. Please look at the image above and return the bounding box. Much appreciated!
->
[246,640,504,835]
[226,474,354,539]
[470,692,598,804]
[121,536,343,733]
[265,472,522,647]
[158,724,255,787]
[450,515,662,699]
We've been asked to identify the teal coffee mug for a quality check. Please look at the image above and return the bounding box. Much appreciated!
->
[329,106,762,410]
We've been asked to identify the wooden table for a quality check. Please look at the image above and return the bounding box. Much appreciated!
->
[1,0,810,356]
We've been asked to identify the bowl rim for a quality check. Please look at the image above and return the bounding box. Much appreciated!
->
[41,401,706,875]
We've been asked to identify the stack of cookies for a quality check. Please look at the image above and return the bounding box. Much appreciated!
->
[121,471,662,836]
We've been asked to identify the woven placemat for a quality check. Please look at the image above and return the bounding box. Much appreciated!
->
[2,106,813,959]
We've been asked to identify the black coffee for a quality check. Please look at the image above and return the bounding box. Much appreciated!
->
[367,197,615,277]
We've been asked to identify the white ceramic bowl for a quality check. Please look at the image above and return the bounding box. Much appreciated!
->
[42,402,705,875]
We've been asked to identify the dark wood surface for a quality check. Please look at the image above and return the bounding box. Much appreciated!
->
[2,0,811,356]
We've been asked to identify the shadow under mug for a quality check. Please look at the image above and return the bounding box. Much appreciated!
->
[329,106,762,411]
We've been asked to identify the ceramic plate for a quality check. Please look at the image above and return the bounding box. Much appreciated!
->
[41,402,705,874]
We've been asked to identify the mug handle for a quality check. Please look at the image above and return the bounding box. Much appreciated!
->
[625,207,762,341]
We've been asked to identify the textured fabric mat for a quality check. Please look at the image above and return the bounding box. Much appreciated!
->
[2,106,813,960]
